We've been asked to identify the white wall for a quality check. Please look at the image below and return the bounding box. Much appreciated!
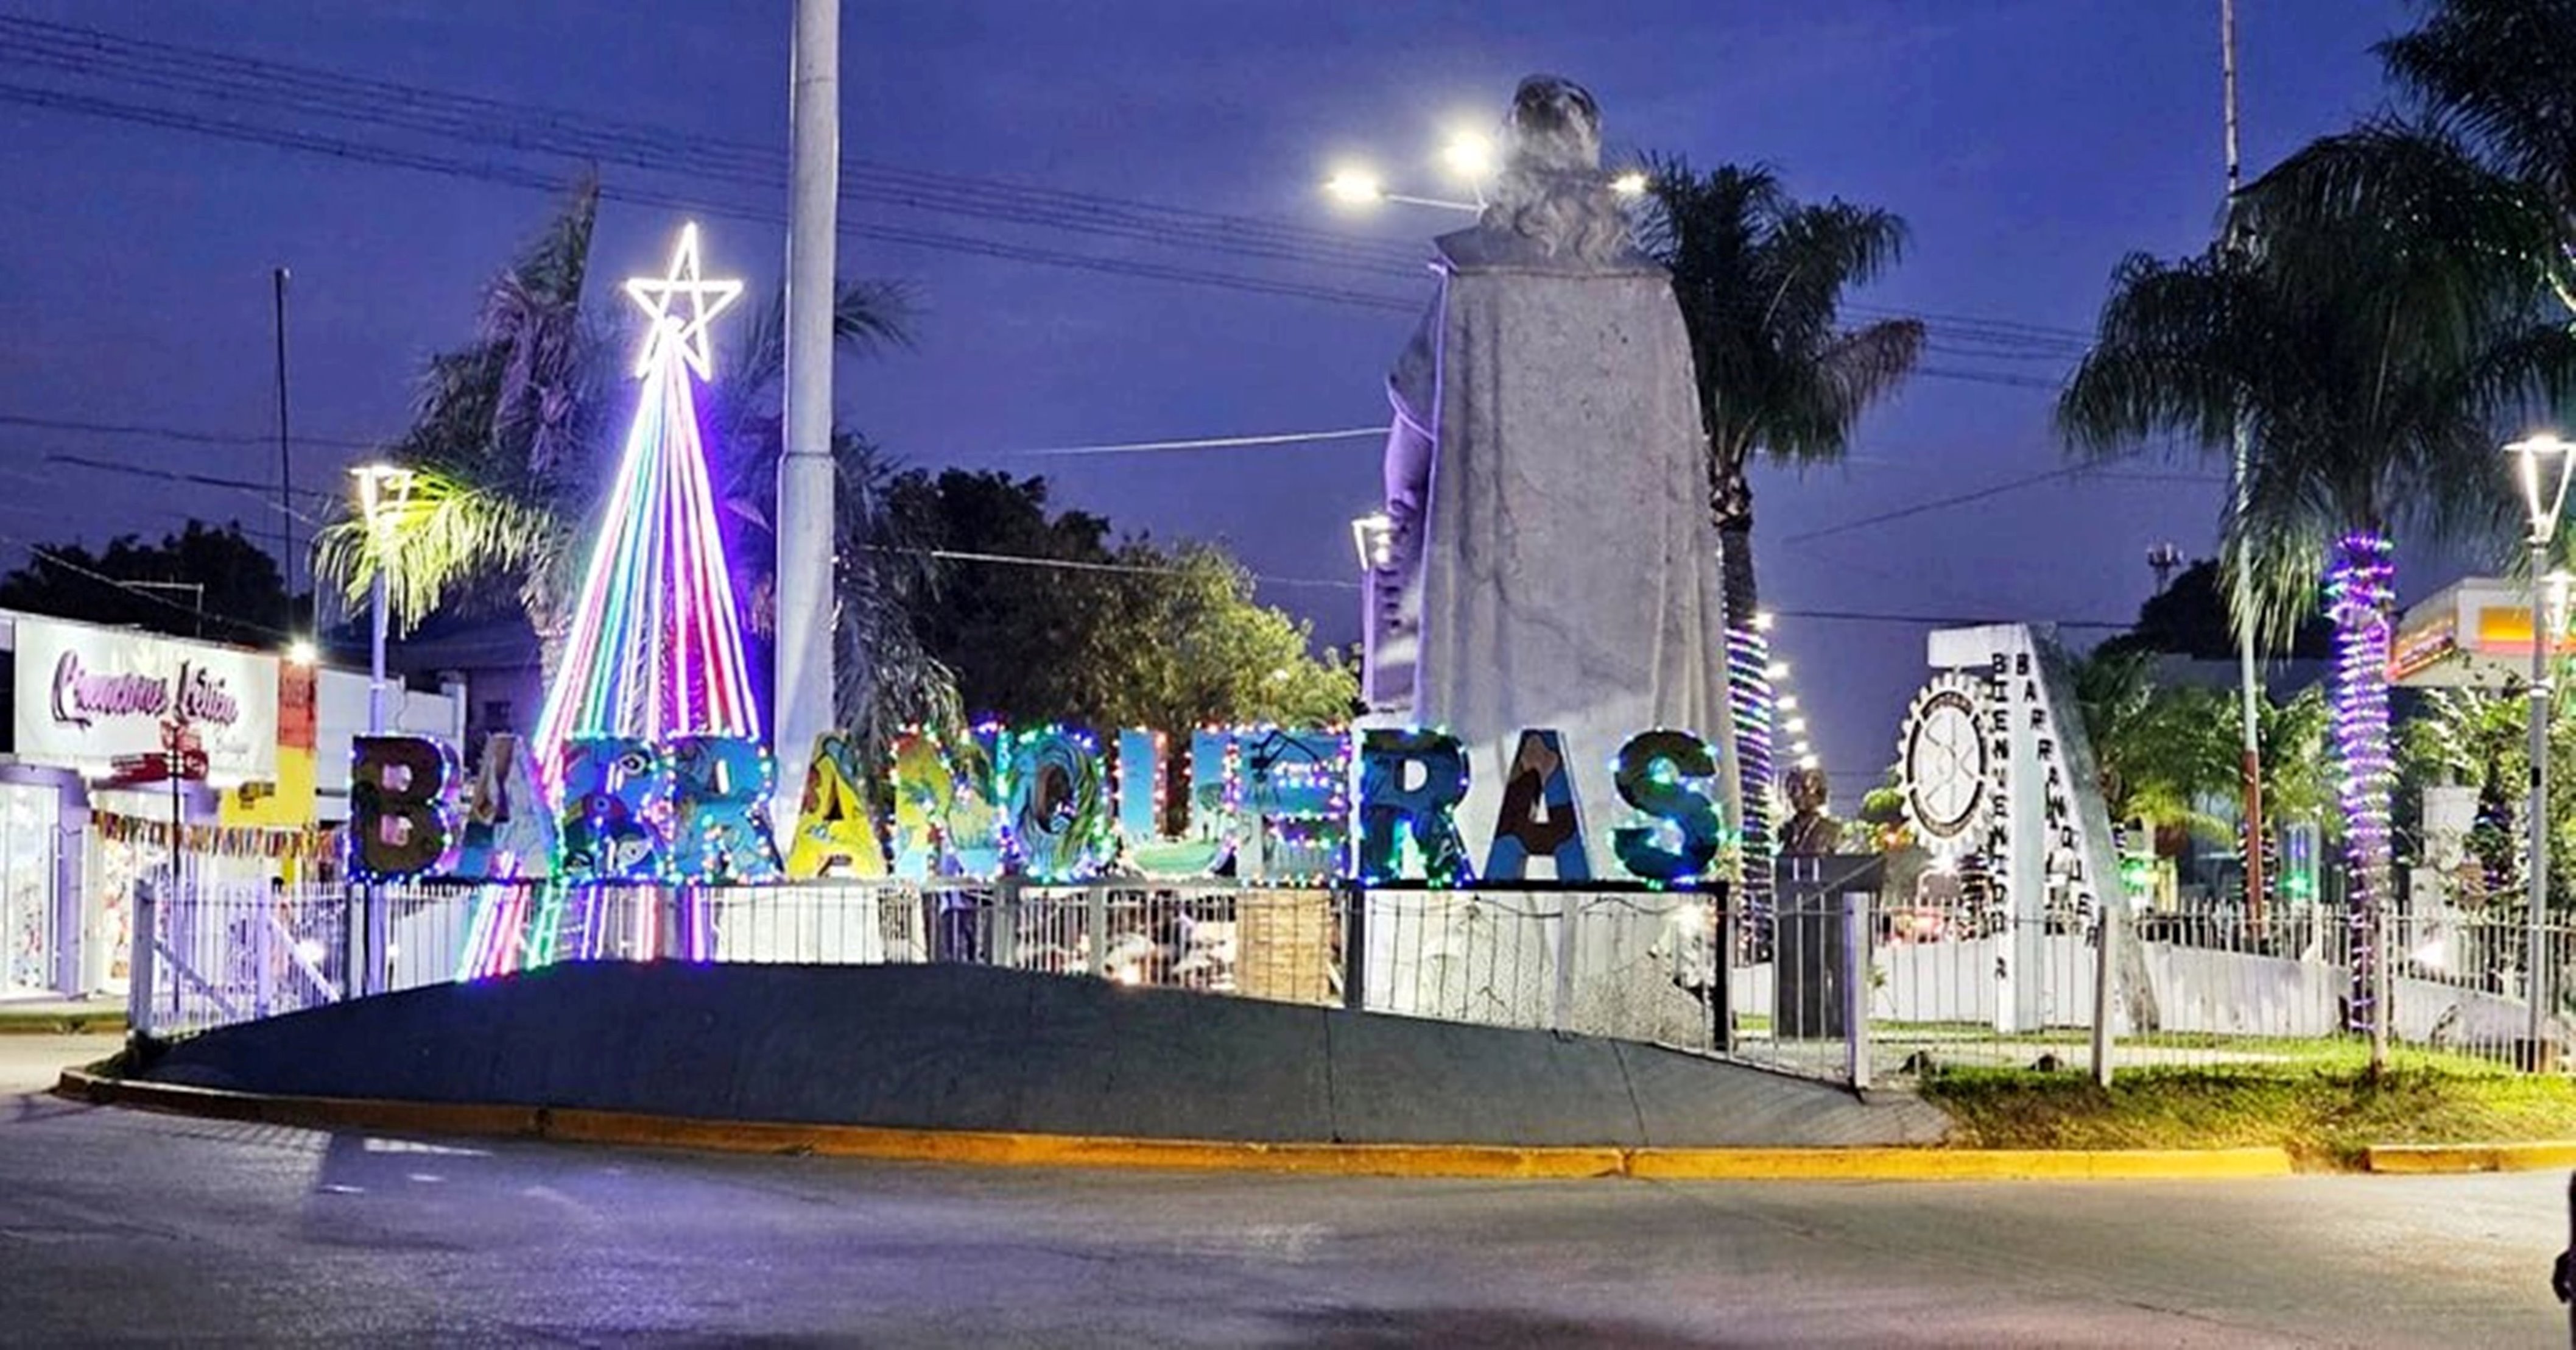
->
[313,668,466,813]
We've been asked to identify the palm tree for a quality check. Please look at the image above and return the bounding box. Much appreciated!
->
[316,178,949,745]
[2058,202,2576,1053]
[2071,649,2237,843]
[1635,159,1925,908]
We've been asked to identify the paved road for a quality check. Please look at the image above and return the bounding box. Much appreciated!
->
[0,1037,2567,1346]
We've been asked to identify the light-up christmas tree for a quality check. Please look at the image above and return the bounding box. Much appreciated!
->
[532,223,761,772]
[460,225,762,975]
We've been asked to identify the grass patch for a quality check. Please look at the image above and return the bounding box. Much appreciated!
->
[1924,1062,2576,1168]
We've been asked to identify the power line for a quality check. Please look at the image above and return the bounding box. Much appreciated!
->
[0,80,1426,317]
[875,544,1362,592]
[0,14,2101,371]
[0,411,376,452]
[0,15,1434,272]
[1780,461,2224,546]
[1008,427,1388,458]
[42,454,336,521]
[1779,606,2128,630]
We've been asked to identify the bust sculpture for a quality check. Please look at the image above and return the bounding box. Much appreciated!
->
[1778,766,1844,857]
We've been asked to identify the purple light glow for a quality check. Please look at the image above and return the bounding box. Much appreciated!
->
[2325,531,2395,1036]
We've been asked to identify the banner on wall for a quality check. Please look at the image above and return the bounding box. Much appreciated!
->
[10,617,280,785]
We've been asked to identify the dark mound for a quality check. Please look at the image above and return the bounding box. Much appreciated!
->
[140,963,1947,1148]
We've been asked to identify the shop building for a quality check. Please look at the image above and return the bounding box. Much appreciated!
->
[0,610,463,1000]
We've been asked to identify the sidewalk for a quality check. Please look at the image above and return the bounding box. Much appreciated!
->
[0,998,127,1035]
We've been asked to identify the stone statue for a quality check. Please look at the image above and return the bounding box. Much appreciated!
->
[1438,76,1641,272]
[1778,766,1844,857]
[1360,74,1736,877]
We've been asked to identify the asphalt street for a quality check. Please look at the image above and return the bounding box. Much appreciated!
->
[0,1036,2567,1347]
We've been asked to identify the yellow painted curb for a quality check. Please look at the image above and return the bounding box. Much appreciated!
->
[1630,1145,2292,1181]
[54,1070,2293,1181]
[2365,1141,2576,1174]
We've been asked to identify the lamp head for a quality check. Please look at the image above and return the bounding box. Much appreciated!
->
[2505,433,2576,543]
[1324,168,1385,207]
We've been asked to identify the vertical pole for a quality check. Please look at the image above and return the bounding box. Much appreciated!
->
[255,885,273,1020]
[1551,892,1578,1033]
[1843,890,1871,1090]
[2532,542,2554,1064]
[2092,905,2117,1087]
[1084,884,1108,978]
[127,873,157,1038]
[1715,886,1739,1054]
[991,880,1020,969]
[775,0,841,838]
[365,558,390,998]
[2222,0,2267,932]
[166,760,181,1026]
[1340,880,1368,1012]
[369,568,391,735]
[273,267,295,623]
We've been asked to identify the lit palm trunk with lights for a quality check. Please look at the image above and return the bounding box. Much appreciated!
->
[2324,532,2397,1039]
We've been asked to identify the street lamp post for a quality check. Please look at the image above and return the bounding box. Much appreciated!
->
[347,463,411,998]
[348,464,415,734]
[2507,433,2576,1062]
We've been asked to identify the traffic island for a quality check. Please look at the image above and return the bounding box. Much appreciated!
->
[43,961,2328,1178]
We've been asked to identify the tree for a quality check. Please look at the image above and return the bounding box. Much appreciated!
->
[2099,559,2332,661]
[1089,543,1357,731]
[883,470,1354,730]
[314,178,935,743]
[2058,191,2576,1051]
[0,520,295,648]
[2230,1,2576,333]
[1635,159,1924,903]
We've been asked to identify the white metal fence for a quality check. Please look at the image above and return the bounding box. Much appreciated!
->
[1691,891,2575,1083]
[128,865,2576,1083]
[129,872,1722,1052]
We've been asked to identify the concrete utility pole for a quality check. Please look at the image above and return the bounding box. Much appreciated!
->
[776,0,840,827]
[274,267,294,619]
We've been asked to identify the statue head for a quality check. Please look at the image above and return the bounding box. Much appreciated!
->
[1506,76,1603,175]
[1784,766,1831,816]
[1471,74,1631,267]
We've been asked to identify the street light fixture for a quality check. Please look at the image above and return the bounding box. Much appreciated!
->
[2506,433,2576,1059]
[1350,512,1395,572]
[348,463,416,735]
[1322,165,1480,214]
[1438,129,1496,184]
[1609,170,1650,197]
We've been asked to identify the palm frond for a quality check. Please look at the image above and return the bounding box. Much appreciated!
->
[312,470,567,634]
[2378,0,2576,205]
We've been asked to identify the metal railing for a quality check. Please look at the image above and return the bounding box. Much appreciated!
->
[1695,885,2576,1083]
[128,870,1719,1051]
[131,864,2575,1084]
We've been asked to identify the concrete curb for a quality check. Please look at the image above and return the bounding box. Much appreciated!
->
[53,1070,2295,1181]
[2364,1141,2576,1174]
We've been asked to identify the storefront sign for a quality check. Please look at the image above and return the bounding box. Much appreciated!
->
[11,618,278,784]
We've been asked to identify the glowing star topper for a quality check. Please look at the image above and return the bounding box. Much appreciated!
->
[624,222,742,380]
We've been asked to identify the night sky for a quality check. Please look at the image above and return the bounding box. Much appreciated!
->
[0,0,2427,797]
